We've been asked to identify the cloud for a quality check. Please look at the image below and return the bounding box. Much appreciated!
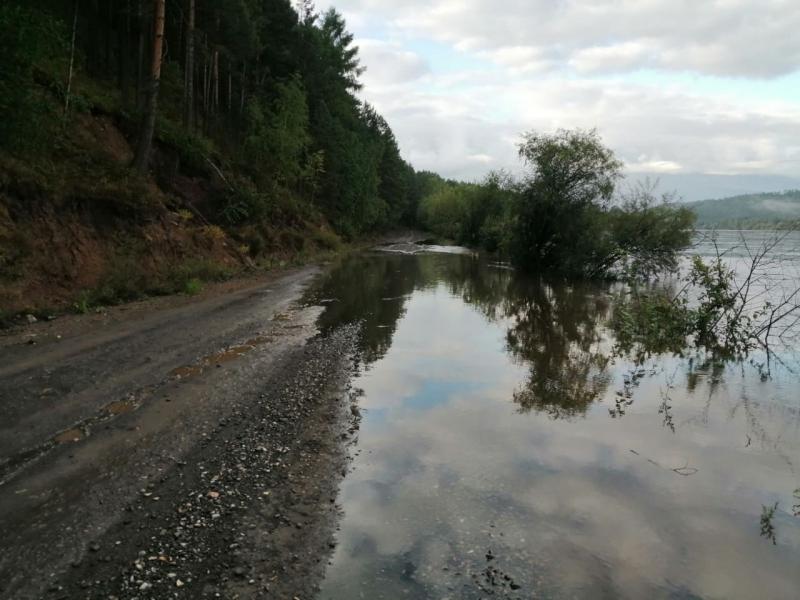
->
[569,41,652,75]
[362,70,800,184]
[315,0,800,197]
[357,39,430,86]
[332,0,800,78]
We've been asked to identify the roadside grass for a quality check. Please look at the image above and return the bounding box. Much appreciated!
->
[71,258,235,314]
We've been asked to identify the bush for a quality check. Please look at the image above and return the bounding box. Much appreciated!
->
[182,278,203,295]
[417,186,467,241]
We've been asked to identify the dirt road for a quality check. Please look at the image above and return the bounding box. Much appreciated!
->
[0,266,360,599]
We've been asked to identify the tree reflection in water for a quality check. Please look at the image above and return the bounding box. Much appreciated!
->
[310,249,800,549]
[310,250,793,421]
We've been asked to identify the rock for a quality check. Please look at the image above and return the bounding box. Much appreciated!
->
[25,314,37,324]
[233,567,246,578]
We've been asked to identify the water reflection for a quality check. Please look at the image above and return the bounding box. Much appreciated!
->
[309,246,800,600]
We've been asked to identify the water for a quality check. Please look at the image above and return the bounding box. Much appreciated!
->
[310,233,800,599]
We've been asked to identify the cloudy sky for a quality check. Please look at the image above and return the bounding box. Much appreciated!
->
[317,0,800,200]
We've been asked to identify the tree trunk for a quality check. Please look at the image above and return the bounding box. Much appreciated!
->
[203,49,209,116]
[105,0,112,76]
[240,61,246,114]
[136,0,145,109]
[132,0,165,174]
[63,0,79,124]
[120,0,131,106]
[227,65,232,114]
[202,46,210,134]
[182,0,194,128]
[212,49,219,114]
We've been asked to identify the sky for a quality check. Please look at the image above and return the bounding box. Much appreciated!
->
[316,0,800,201]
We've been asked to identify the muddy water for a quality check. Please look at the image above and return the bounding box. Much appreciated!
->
[310,236,800,600]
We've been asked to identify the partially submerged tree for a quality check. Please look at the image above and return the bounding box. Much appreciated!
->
[613,230,800,365]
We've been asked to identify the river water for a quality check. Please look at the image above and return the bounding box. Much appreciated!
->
[310,232,800,599]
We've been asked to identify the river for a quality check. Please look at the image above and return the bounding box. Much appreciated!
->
[308,231,800,599]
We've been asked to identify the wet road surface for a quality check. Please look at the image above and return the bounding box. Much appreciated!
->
[0,266,360,599]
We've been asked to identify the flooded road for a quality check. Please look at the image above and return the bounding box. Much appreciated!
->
[311,235,800,599]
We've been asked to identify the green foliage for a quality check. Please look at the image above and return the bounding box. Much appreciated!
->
[509,129,624,276]
[760,502,778,545]
[609,181,696,279]
[612,289,693,358]
[2,0,418,246]
[182,278,204,295]
[417,171,514,249]
[72,291,92,314]
[0,3,64,152]
[73,256,233,311]
[686,255,754,356]
[612,252,775,360]
[518,128,622,206]
[418,186,469,241]
[243,76,311,188]
[417,132,693,280]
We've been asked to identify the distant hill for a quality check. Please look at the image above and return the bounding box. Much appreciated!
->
[686,190,800,229]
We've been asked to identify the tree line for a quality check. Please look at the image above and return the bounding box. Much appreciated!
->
[1,2,696,279]
[0,0,423,237]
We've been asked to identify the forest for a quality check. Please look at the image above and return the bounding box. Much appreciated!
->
[687,190,800,229]
[0,0,696,317]
[2,0,425,235]
[0,0,430,313]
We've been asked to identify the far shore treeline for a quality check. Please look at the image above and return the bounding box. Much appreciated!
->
[4,0,693,284]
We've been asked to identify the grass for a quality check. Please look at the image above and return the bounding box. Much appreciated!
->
[70,257,236,314]
[182,278,203,296]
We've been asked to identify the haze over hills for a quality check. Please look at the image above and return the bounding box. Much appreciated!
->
[685,190,800,229]
[630,173,800,203]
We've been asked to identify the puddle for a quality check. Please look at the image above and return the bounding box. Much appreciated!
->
[53,428,85,443]
[170,335,278,381]
[208,345,253,365]
[171,365,204,379]
[105,400,135,415]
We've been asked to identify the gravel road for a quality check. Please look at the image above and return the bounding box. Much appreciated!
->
[0,265,361,599]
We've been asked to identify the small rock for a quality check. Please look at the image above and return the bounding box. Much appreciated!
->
[25,314,37,324]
